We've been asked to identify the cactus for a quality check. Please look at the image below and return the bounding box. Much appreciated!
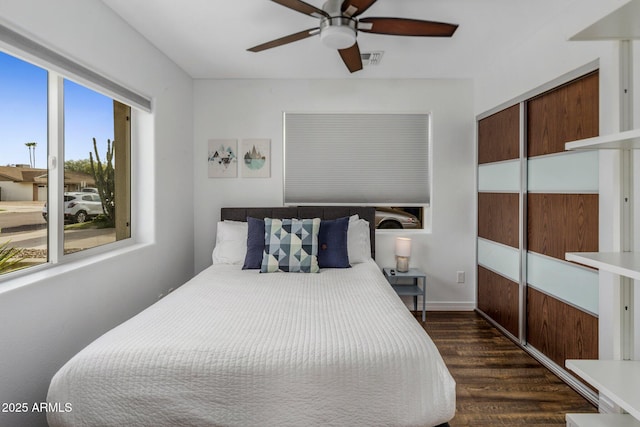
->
[89,138,115,226]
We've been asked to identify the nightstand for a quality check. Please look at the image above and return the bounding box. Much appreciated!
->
[383,267,427,322]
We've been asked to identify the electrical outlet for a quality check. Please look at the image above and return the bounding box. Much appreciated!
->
[456,271,465,284]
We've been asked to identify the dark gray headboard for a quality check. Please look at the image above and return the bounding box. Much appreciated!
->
[221,206,376,259]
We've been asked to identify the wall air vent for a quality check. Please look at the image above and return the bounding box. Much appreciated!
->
[360,51,384,66]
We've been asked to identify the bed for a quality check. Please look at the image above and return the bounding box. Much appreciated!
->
[47,207,455,427]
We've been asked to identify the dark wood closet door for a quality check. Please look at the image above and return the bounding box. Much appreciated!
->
[477,106,520,336]
[525,71,599,365]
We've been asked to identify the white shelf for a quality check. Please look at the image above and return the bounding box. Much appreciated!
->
[565,252,640,280]
[566,360,640,420]
[567,413,640,427]
[565,6,640,426]
[565,129,640,150]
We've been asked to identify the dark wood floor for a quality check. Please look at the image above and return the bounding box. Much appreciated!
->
[419,311,597,426]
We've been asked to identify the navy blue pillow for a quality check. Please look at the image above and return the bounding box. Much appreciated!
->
[318,217,350,268]
[242,217,265,270]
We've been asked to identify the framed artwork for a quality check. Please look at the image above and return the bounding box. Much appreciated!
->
[241,139,271,178]
[208,139,238,178]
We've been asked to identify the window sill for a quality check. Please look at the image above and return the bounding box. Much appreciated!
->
[0,240,153,296]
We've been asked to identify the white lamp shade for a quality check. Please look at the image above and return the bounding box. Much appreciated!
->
[395,237,412,257]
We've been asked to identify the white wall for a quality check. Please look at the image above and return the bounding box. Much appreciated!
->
[474,0,624,116]
[0,1,194,426]
[473,0,639,362]
[194,78,476,310]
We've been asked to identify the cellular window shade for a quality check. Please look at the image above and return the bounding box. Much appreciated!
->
[285,113,430,204]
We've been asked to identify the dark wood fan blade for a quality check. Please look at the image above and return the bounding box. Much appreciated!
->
[338,42,363,73]
[341,0,377,17]
[359,17,458,37]
[271,0,329,18]
[247,28,319,52]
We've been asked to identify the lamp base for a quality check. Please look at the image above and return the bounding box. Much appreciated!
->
[396,256,409,273]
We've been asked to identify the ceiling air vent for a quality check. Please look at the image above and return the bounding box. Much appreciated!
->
[360,51,384,66]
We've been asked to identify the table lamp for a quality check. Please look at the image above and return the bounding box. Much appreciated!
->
[395,237,411,272]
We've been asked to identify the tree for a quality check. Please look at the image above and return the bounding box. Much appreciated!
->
[25,142,37,168]
[89,138,115,226]
[64,158,93,175]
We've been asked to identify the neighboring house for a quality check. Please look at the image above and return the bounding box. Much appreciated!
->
[0,165,94,201]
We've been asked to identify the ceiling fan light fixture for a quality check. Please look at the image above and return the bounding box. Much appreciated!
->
[320,17,357,49]
[248,0,459,73]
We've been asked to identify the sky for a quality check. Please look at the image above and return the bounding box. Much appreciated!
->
[0,50,114,169]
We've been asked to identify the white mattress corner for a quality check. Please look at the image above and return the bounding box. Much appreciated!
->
[47,259,455,427]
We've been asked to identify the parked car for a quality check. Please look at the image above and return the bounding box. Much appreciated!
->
[42,194,75,222]
[42,192,104,223]
[375,207,421,229]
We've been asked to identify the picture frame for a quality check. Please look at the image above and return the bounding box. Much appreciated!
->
[240,139,271,178]
[208,139,238,178]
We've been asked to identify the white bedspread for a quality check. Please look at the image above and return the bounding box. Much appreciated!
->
[47,260,455,427]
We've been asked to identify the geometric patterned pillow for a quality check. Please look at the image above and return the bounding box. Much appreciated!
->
[261,217,320,273]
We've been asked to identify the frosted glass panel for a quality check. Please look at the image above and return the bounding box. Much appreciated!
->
[478,160,520,192]
[477,238,519,282]
[528,151,598,192]
[527,252,599,315]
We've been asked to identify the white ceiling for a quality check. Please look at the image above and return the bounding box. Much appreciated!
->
[101,0,578,79]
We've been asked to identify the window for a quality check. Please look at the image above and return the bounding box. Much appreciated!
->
[0,46,135,278]
[0,52,48,273]
[63,80,131,254]
[284,113,430,230]
[374,206,425,230]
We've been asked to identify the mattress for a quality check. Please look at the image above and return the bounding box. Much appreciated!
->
[47,260,455,426]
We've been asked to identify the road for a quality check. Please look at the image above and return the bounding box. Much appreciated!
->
[0,211,46,231]
[0,201,46,233]
[2,227,115,248]
[0,201,115,255]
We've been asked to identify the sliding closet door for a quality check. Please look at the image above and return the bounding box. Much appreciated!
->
[477,70,600,389]
[477,105,521,338]
[525,71,600,366]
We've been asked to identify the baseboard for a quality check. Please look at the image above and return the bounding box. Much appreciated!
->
[427,302,475,311]
[401,301,476,311]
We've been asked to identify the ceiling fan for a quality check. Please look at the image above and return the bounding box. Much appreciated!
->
[247,0,458,73]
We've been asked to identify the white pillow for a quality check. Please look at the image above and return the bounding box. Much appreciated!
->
[212,220,248,265]
[347,215,372,264]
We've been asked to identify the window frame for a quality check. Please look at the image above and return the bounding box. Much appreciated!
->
[0,42,142,282]
[373,205,430,232]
